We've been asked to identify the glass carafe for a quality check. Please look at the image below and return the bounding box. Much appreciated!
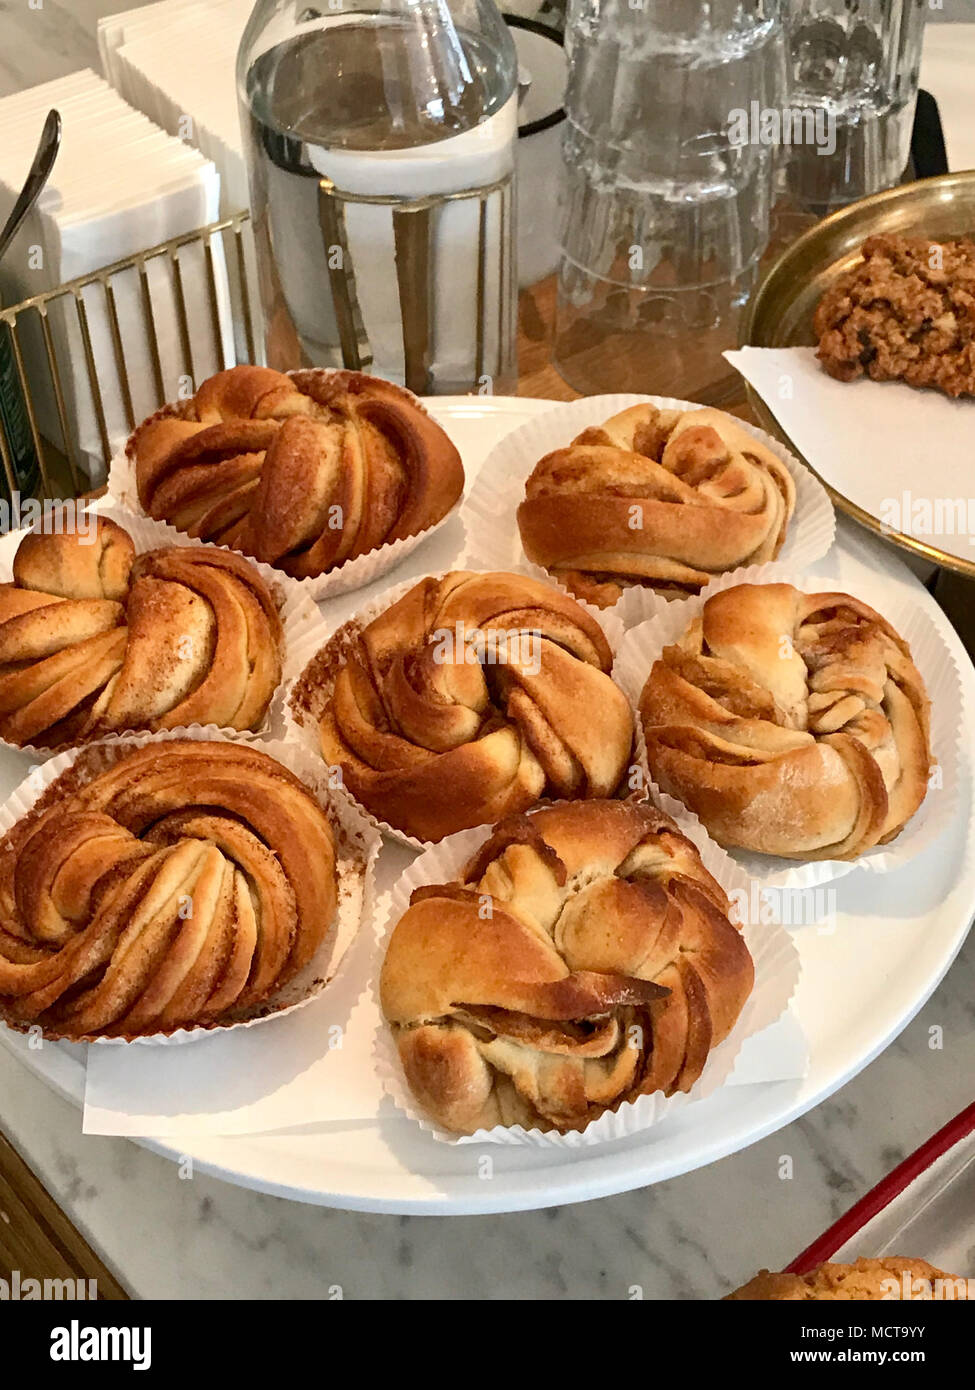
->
[237,0,519,394]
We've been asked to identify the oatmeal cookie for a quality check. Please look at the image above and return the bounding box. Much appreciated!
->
[727,1256,970,1301]
[814,233,975,398]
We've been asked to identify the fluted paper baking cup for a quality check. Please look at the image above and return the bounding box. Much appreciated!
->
[106,368,466,604]
[461,393,836,617]
[284,566,632,850]
[612,561,964,891]
[0,726,381,1045]
[370,802,802,1146]
[0,500,330,758]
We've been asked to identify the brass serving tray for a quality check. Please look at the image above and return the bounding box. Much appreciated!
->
[741,171,975,578]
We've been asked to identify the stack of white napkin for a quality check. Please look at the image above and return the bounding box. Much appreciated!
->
[0,70,231,483]
[99,1,258,369]
[99,0,252,217]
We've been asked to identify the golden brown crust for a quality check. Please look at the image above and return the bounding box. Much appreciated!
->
[380,798,754,1133]
[13,515,135,600]
[130,366,465,577]
[0,740,337,1039]
[517,404,796,607]
[728,1257,970,1301]
[0,518,283,749]
[815,233,975,398]
[305,570,635,841]
[639,583,931,861]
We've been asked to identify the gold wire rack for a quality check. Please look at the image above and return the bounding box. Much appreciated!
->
[0,211,256,506]
[313,171,517,396]
[0,170,516,513]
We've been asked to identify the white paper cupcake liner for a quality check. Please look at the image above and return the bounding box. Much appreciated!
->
[613,561,964,890]
[461,393,836,618]
[0,500,330,760]
[284,566,631,850]
[370,800,802,1146]
[0,725,381,1045]
[106,368,466,603]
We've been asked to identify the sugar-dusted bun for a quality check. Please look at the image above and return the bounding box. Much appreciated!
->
[381,799,754,1133]
[13,513,135,600]
[517,403,796,607]
[0,519,283,748]
[130,366,465,579]
[303,570,634,841]
[639,582,931,860]
[0,740,337,1039]
[728,1257,970,1300]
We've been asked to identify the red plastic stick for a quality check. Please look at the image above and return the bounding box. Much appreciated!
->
[787,1100,975,1273]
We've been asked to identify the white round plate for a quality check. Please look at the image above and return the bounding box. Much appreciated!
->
[1,396,973,1214]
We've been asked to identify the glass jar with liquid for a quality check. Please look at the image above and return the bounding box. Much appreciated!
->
[237,0,519,395]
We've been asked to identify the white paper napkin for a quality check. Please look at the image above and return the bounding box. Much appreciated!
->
[83,866,807,1139]
[99,1,260,363]
[731,1011,808,1086]
[83,929,386,1137]
[725,346,975,567]
[0,70,233,476]
[82,986,808,1137]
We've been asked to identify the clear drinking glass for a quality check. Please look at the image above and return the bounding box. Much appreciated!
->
[554,0,785,400]
[237,0,519,394]
[784,0,927,213]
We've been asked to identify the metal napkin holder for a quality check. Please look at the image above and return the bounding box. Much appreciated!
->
[0,212,256,504]
[0,166,516,508]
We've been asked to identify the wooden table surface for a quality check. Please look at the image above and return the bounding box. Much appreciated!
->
[516,274,756,416]
[514,194,824,416]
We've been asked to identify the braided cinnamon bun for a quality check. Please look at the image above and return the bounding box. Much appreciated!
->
[295,571,634,841]
[0,741,337,1039]
[0,516,283,748]
[517,404,796,607]
[129,366,465,578]
[639,583,932,860]
[381,799,754,1134]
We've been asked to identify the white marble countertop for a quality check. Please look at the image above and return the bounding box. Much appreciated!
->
[0,1,973,1301]
[3,938,973,1299]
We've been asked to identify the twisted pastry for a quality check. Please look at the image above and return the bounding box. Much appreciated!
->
[381,799,754,1133]
[0,741,337,1039]
[640,583,932,860]
[130,366,465,578]
[517,404,796,607]
[304,571,634,841]
[0,516,283,748]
